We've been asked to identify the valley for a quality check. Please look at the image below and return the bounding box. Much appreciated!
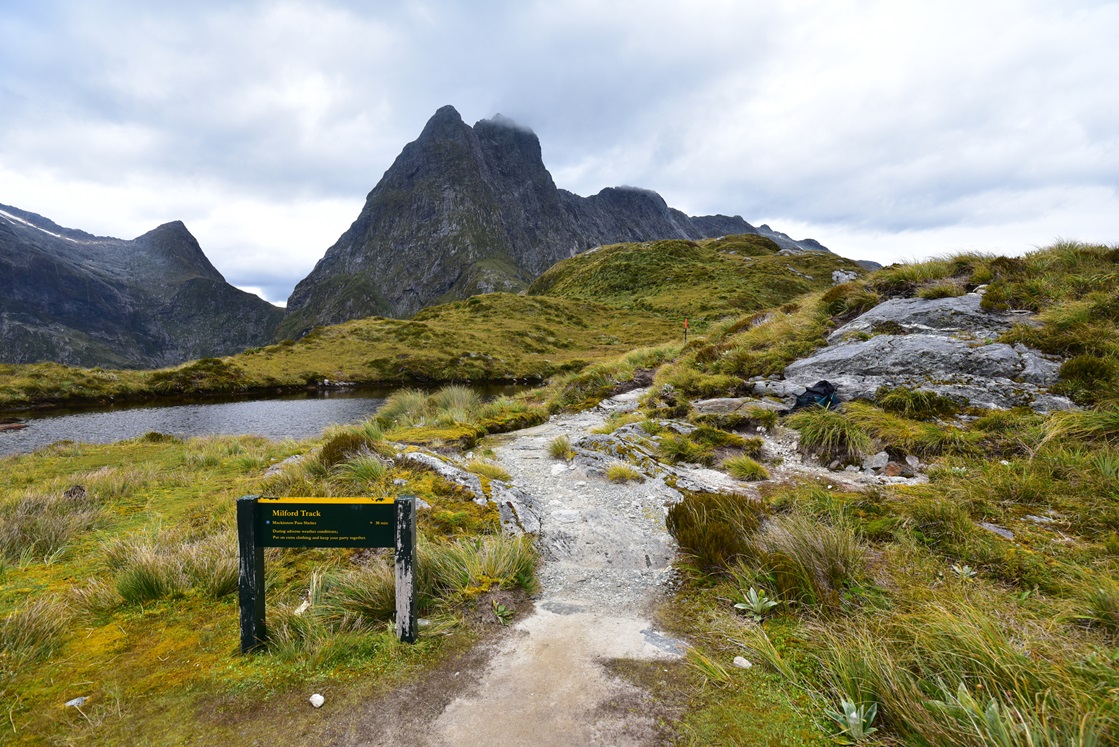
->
[3,238,1118,745]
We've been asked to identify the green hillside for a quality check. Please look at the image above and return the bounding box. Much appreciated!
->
[529,235,866,323]
[0,294,677,409]
[3,240,1119,744]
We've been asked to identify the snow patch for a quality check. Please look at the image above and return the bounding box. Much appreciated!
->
[0,209,80,243]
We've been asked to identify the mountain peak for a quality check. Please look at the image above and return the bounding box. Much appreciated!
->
[418,104,468,139]
[279,104,829,334]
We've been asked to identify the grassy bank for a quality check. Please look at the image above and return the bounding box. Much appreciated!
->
[0,388,541,745]
[0,293,678,411]
[635,241,1119,744]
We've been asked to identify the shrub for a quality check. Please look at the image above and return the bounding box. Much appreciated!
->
[666,492,764,574]
[606,463,645,483]
[723,455,769,481]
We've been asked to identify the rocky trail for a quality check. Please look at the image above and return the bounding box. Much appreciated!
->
[338,386,933,746]
[432,389,688,746]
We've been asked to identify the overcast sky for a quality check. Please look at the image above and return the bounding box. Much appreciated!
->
[2,1,1117,306]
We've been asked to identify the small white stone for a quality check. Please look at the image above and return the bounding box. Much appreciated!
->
[550,464,567,476]
[310,693,325,708]
[732,656,752,669]
[65,696,88,708]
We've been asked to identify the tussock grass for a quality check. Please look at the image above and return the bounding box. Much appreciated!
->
[659,434,715,465]
[423,534,537,599]
[722,455,769,481]
[666,492,764,573]
[0,596,72,664]
[182,532,240,599]
[0,487,102,562]
[466,460,511,483]
[336,450,392,487]
[741,514,865,613]
[1078,577,1119,633]
[549,435,574,460]
[875,386,960,421]
[803,603,1112,746]
[606,463,645,483]
[785,407,873,461]
[115,543,186,603]
[320,563,398,627]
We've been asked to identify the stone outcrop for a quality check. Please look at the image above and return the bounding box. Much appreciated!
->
[279,105,829,337]
[0,204,283,368]
[754,293,1075,411]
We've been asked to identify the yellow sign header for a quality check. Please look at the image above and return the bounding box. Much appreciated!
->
[257,496,394,505]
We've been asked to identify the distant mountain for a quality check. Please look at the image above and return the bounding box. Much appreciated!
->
[278,105,829,338]
[0,204,283,368]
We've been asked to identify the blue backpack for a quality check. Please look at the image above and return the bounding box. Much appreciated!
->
[793,380,840,411]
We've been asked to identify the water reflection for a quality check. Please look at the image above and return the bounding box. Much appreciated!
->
[0,385,527,457]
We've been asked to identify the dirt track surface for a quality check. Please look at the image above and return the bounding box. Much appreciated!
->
[432,391,687,745]
[329,390,686,746]
[323,388,932,745]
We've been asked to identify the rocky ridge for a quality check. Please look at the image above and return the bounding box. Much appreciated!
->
[0,203,283,368]
[279,105,829,337]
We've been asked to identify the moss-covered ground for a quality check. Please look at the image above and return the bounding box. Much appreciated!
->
[0,392,539,744]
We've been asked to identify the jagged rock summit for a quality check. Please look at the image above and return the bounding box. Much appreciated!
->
[279,105,828,337]
[0,204,283,368]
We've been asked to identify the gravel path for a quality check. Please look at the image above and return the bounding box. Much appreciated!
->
[432,389,687,746]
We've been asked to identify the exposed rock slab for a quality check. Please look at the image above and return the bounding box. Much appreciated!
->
[761,292,1075,411]
[826,293,1017,344]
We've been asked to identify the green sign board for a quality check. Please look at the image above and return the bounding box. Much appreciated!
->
[254,496,395,548]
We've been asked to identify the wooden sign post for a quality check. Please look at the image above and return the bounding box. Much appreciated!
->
[237,494,417,653]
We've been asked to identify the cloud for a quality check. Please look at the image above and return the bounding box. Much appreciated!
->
[0,0,1115,304]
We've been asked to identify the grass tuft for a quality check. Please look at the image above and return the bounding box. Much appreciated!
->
[606,463,645,483]
[0,596,72,664]
[785,408,873,461]
[722,455,770,481]
[549,435,575,460]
